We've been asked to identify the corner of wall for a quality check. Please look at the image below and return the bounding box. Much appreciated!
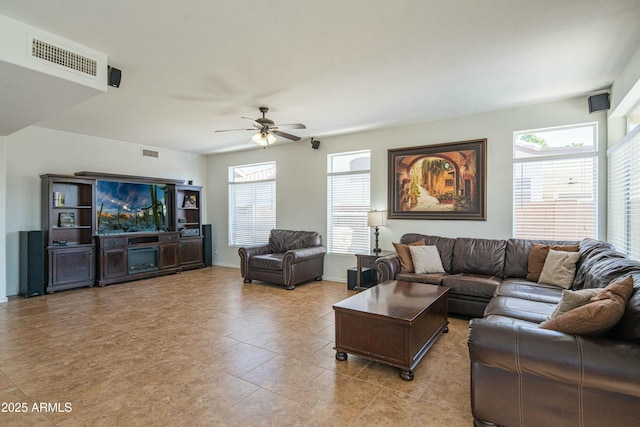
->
[0,135,7,303]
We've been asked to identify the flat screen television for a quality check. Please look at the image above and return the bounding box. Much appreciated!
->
[96,180,170,234]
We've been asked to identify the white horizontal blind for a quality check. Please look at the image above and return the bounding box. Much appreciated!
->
[513,124,597,240]
[608,125,640,260]
[327,151,371,254]
[228,162,276,246]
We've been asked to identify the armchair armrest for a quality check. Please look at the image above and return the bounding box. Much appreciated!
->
[468,318,640,397]
[238,244,270,277]
[283,246,327,264]
[376,254,400,282]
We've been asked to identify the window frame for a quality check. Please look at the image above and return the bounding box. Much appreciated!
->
[228,161,276,247]
[327,150,371,255]
[512,122,598,240]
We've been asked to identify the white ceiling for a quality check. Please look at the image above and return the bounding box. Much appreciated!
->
[1,0,639,154]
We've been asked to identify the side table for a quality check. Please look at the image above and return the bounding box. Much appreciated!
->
[353,250,394,291]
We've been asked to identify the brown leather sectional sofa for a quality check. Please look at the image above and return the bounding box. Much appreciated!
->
[376,233,640,427]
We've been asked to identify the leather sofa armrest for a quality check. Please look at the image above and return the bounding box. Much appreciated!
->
[468,318,640,397]
[283,246,327,264]
[376,254,399,282]
[238,244,270,277]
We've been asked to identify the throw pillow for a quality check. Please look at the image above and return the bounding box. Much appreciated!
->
[393,239,426,273]
[409,245,445,274]
[548,288,599,320]
[526,244,579,282]
[538,249,580,289]
[540,276,634,336]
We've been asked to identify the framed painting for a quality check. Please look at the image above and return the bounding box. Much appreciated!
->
[388,139,487,220]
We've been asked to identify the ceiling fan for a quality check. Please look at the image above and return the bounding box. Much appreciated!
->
[215,106,306,146]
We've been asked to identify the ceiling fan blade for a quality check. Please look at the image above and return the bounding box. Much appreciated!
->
[274,123,306,130]
[272,130,301,141]
[214,128,255,132]
[242,117,260,126]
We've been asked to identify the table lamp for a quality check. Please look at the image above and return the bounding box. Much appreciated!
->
[367,210,386,253]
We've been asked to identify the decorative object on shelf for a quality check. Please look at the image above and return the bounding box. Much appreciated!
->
[181,228,200,237]
[367,210,386,254]
[178,218,187,223]
[59,212,75,227]
[388,138,487,220]
[182,195,197,208]
[53,192,65,206]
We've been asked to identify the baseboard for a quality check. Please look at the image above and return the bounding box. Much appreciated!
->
[211,262,241,269]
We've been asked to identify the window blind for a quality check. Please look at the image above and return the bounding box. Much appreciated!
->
[608,125,640,260]
[228,162,276,246]
[327,150,371,254]
[513,156,597,240]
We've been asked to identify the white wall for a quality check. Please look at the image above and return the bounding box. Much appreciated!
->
[609,43,640,146]
[4,126,208,296]
[207,96,607,283]
[0,136,6,303]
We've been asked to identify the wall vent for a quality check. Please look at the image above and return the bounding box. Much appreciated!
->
[141,148,159,158]
[31,38,97,76]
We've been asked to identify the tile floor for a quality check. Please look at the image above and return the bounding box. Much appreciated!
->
[0,266,473,426]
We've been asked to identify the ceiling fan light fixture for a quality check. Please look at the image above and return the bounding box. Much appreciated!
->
[251,131,277,146]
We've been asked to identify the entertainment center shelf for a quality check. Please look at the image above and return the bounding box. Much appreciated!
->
[40,173,205,293]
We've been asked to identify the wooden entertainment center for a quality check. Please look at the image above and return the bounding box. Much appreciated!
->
[41,172,205,293]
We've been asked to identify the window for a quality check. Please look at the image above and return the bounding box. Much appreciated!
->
[627,102,640,134]
[327,150,371,254]
[608,125,640,260]
[513,123,598,240]
[228,162,276,246]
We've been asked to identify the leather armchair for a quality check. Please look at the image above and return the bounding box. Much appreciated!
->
[238,229,326,290]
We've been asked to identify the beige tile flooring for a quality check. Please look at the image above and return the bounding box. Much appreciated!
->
[0,266,473,426]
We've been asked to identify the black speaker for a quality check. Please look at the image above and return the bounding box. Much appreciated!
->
[19,231,45,297]
[108,66,121,88]
[347,267,375,290]
[310,138,320,150]
[588,93,610,113]
[202,224,213,267]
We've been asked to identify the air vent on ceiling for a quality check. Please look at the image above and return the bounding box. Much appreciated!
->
[31,38,97,77]
[141,148,159,158]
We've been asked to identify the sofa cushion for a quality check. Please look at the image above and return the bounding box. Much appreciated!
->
[451,237,507,277]
[400,234,455,272]
[494,279,563,304]
[503,239,579,279]
[539,276,633,336]
[548,288,599,320]
[393,239,426,273]
[396,272,445,285]
[268,229,321,253]
[526,243,579,282]
[409,245,445,274]
[484,296,557,323]
[249,253,284,270]
[538,250,580,289]
[441,273,500,299]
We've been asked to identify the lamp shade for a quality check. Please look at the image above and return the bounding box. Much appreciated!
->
[367,210,386,227]
[251,131,277,146]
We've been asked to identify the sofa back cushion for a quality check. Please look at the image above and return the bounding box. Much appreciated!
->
[452,237,507,277]
[572,238,616,288]
[400,233,455,272]
[503,239,579,279]
[609,273,640,342]
[571,241,640,290]
[268,229,322,253]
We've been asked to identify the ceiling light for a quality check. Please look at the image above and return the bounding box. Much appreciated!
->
[251,131,277,146]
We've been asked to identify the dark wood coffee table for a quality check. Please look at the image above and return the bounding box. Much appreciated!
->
[333,280,449,380]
